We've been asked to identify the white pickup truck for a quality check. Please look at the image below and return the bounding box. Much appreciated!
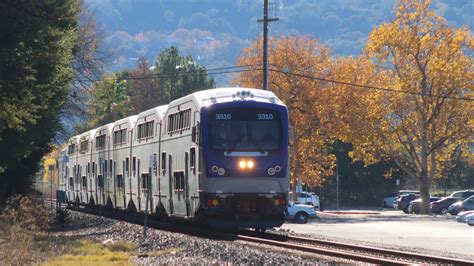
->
[289,191,320,210]
[286,202,317,224]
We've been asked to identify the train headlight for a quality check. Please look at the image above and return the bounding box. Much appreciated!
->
[238,160,255,170]
[267,167,276,176]
[218,168,226,176]
[212,166,218,173]
[247,160,254,168]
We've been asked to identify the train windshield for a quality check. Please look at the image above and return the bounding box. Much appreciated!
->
[209,108,281,151]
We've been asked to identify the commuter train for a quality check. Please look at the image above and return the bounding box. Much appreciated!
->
[58,87,290,229]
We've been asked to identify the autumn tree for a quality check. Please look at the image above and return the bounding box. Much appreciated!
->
[129,57,162,113]
[234,36,335,188]
[329,0,473,213]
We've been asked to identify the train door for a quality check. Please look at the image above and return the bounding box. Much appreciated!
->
[171,152,189,217]
[116,161,125,209]
[184,152,191,216]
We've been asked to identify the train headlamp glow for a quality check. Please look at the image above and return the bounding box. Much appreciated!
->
[247,160,254,168]
[238,160,255,169]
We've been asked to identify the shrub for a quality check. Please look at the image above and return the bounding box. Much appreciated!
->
[2,194,49,231]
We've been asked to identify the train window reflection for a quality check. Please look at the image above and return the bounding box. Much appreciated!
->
[210,109,280,151]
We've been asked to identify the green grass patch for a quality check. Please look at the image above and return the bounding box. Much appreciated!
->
[44,239,135,266]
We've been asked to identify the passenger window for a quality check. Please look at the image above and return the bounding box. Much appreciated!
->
[117,174,123,188]
[190,148,196,170]
[98,175,104,187]
[141,173,150,189]
[161,152,166,171]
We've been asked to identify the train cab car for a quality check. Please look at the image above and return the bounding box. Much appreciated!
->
[111,115,138,209]
[77,129,96,205]
[196,88,289,229]
[65,135,78,204]
[92,123,114,206]
[131,106,167,213]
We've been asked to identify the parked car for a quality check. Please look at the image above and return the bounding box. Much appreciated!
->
[407,197,440,214]
[455,210,474,223]
[466,213,474,226]
[430,190,474,215]
[447,189,474,199]
[286,202,317,224]
[289,191,320,209]
[394,194,419,213]
[382,190,419,208]
[431,197,463,215]
[448,195,474,215]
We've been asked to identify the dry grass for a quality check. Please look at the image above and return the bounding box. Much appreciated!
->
[44,239,134,266]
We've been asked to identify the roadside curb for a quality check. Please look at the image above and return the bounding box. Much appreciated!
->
[321,211,382,215]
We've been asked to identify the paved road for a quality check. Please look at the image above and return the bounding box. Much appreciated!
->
[281,210,474,259]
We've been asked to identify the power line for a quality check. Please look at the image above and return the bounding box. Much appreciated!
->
[79,64,260,83]
[269,68,474,102]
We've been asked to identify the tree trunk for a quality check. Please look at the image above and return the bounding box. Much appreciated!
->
[419,174,431,214]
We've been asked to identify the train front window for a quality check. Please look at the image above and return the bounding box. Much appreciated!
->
[210,108,281,151]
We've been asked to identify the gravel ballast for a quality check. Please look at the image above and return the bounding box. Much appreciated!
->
[53,211,351,264]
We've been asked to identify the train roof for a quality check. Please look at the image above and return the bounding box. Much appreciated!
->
[78,128,96,141]
[68,135,79,144]
[168,87,285,109]
[94,122,114,136]
[113,115,138,130]
[137,105,168,121]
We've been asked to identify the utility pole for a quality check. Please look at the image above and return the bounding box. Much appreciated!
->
[258,0,278,90]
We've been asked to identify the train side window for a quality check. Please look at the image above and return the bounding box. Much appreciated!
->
[82,176,87,187]
[109,160,113,175]
[161,152,166,172]
[190,147,196,171]
[173,171,185,191]
[98,175,104,188]
[141,173,149,189]
[117,174,123,188]
[132,157,136,173]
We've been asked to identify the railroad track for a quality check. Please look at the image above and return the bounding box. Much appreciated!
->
[239,231,474,265]
[47,199,473,265]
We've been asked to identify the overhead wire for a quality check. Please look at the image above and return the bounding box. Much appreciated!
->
[269,68,474,102]
[77,63,473,102]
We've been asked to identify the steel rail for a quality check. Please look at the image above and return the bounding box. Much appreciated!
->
[237,234,408,265]
[240,230,474,265]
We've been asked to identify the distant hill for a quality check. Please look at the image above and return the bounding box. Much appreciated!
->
[86,0,473,86]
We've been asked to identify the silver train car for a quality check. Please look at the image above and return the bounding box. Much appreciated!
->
[59,88,290,229]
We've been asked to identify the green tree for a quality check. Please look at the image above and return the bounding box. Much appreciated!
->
[154,46,215,103]
[0,0,79,203]
[87,72,131,128]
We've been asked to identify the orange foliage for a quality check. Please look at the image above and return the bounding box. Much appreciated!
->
[234,36,335,187]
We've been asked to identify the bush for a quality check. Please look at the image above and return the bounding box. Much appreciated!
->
[55,208,70,227]
[2,194,49,231]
